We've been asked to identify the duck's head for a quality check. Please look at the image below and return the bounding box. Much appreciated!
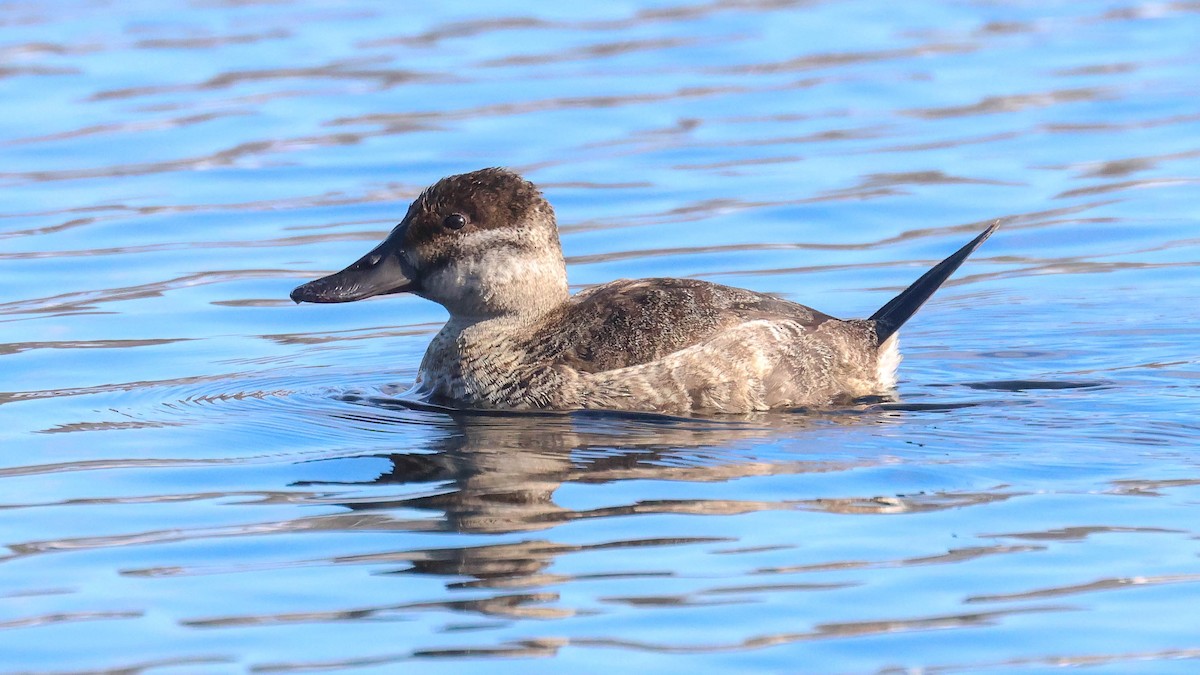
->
[291,168,568,320]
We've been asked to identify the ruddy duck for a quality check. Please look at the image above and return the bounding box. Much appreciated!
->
[291,168,998,414]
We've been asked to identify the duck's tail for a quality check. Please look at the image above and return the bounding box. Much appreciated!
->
[870,221,999,344]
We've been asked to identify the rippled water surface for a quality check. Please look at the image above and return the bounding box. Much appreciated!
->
[3,1,1200,671]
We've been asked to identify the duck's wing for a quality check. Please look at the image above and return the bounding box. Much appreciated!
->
[528,278,835,373]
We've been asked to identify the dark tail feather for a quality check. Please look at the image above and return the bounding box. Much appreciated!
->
[870,221,999,344]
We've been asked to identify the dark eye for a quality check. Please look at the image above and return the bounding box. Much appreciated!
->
[442,213,467,230]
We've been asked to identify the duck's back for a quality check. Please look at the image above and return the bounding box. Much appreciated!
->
[515,278,884,412]
[529,278,837,372]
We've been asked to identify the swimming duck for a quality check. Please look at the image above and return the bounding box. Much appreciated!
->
[291,168,997,414]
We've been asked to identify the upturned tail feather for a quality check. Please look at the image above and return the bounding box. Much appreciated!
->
[870,221,999,345]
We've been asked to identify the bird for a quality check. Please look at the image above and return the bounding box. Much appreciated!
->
[291,167,998,414]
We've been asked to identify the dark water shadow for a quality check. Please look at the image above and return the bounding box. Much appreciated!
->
[962,379,1109,392]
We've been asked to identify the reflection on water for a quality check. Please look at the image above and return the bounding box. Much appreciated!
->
[2,0,1200,671]
[300,403,881,535]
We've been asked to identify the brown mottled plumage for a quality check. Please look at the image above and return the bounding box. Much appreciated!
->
[291,168,998,414]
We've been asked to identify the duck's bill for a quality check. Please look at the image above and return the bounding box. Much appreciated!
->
[290,242,417,304]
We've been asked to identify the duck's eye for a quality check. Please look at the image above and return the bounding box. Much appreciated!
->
[442,213,467,230]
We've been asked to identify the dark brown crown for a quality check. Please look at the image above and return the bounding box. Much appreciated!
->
[411,167,550,231]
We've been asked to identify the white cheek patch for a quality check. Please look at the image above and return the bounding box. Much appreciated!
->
[417,228,567,317]
[422,258,489,303]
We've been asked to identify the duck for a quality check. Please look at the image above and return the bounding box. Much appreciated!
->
[291,167,998,414]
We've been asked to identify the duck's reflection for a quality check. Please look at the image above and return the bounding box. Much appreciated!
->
[307,399,862,531]
[291,399,892,591]
[167,398,1017,631]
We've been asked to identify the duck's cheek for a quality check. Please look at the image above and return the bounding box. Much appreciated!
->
[417,251,568,319]
[417,261,482,309]
[419,256,527,320]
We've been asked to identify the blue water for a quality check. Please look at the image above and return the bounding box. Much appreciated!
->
[2,1,1199,671]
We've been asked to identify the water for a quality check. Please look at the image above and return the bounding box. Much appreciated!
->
[2,0,1199,671]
